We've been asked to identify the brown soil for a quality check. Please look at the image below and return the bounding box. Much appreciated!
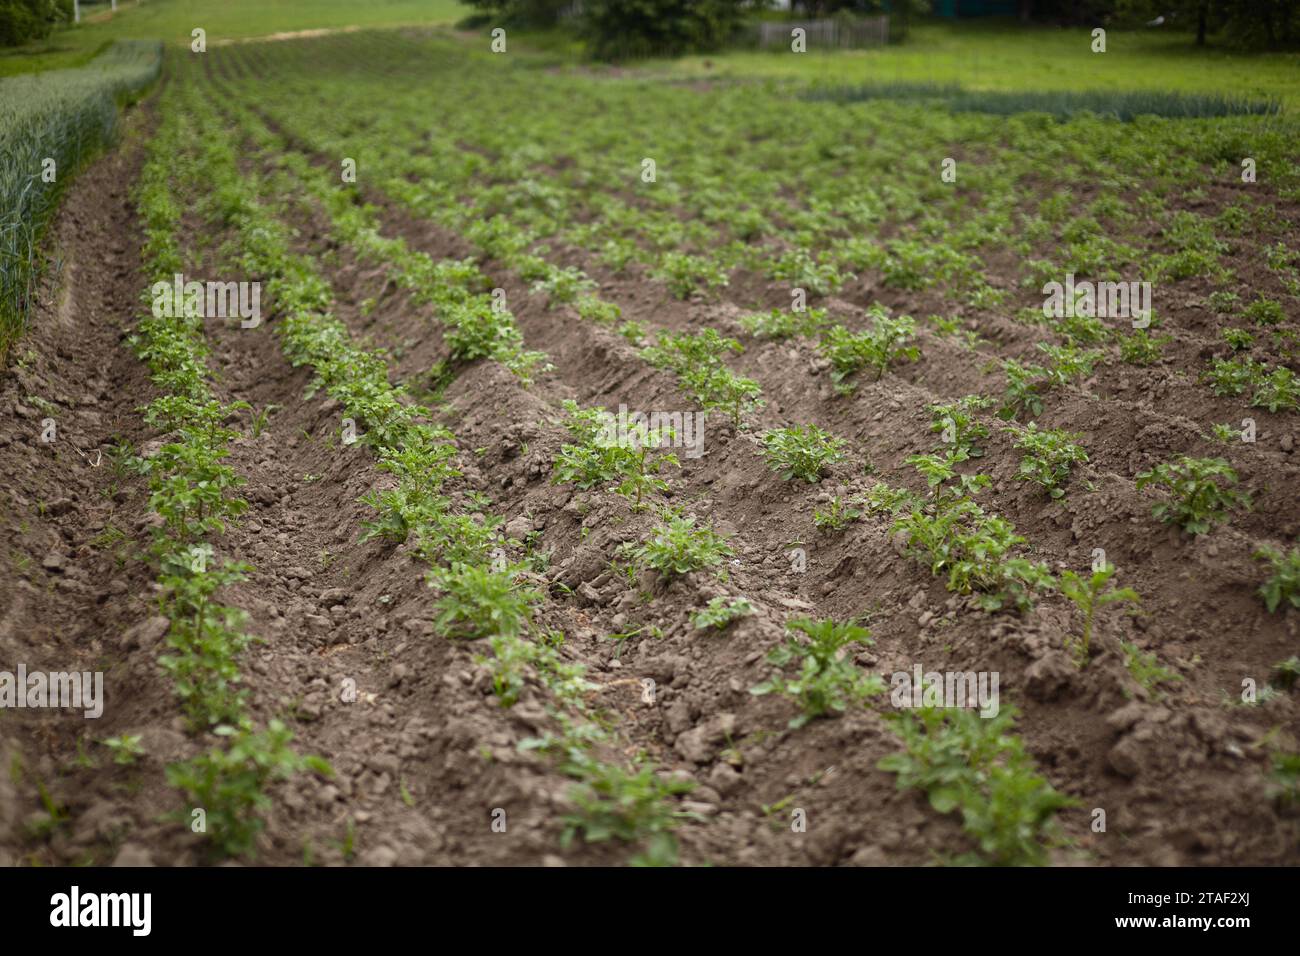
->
[1,78,1297,867]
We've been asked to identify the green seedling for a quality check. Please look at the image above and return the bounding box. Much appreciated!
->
[1272,656,1300,690]
[739,307,827,340]
[749,618,885,728]
[1255,540,1300,613]
[1222,327,1253,351]
[818,309,919,391]
[813,496,862,532]
[891,497,1053,613]
[1003,423,1088,499]
[1267,751,1300,809]
[928,394,993,456]
[905,449,988,499]
[642,328,761,423]
[102,734,145,766]
[879,706,1072,867]
[428,562,540,641]
[166,719,331,859]
[624,509,733,577]
[1120,641,1181,699]
[1058,562,1139,666]
[1118,329,1169,365]
[692,596,754,631]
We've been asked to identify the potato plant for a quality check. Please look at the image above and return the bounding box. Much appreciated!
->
[624,509,734,577]
[1058,563,1140,666]
[1003,423,1088,499]
[1255,541,1300,613]
[761,424,846,483]
[749,619,885,728]
[880,706,1073,867]
[1135,456,1249,535]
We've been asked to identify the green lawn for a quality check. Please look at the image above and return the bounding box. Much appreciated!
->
[8,9,1296,107]
[0,0,470,77]
[655,20,1300,109]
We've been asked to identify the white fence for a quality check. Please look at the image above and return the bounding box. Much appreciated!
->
[756,16,890,50]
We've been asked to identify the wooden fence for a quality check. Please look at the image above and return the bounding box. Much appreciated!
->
[756,16,890,50]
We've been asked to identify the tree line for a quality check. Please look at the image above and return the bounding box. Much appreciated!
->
[465,0,1296,53]
[1,0,72,47]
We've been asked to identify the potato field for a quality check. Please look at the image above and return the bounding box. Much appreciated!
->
[1,10,1299,877]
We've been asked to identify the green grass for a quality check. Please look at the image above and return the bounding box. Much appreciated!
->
[0,0,469,77]
[652,21,1300,110]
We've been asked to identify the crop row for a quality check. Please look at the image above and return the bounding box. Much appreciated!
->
[202,53,1298,620]
[0,40,162,362]
[170,74,726,865]
[266,34,1299,468]
[127,78,327,858]
[184,56,1089,863]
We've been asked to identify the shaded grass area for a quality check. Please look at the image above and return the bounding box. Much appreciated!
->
[0,0,469,77]
[803,82,1283,120]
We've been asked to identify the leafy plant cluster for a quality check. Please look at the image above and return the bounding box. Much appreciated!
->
[521,715,696,866]
[812,496,862,532]
[642,328,762,424]
[1255,539,1300,613]
[998,343,1102,421]
[1003,422,1089,499]
[749,619,885,728]
[760,424,845,483]
[739,307,828,341]
[551,400,679,508]
[818,307,920,392]
[623,508,734,577]
[1058,562,1140,666]
[1202,356,1300,413]
[1135,456,1249,535]
[879,706,1073,866]
[692,596,754,631]
[928,394,993,457]
[887,459,1054,612]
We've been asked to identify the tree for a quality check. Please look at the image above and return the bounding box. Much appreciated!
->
[460,0,569,28]
[791,1,877,14]
[1112,0,1296,48]
[581,0,751,60]
[0,0,70,47]
[1216,0,1297,47]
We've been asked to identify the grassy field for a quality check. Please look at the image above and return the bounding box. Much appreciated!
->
[5,4,1297,106]
[656,21,1300,108]
[0,0,469,76]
